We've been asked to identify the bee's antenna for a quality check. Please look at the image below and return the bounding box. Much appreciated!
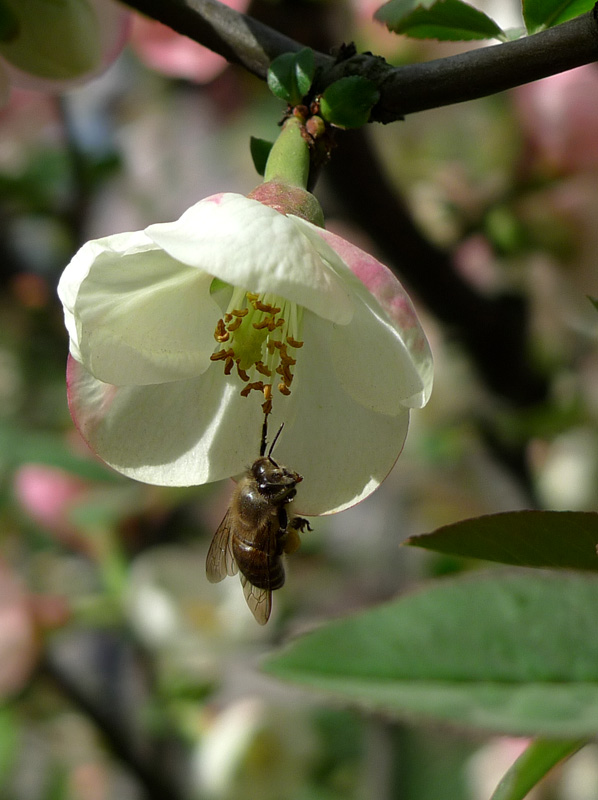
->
[259,414,269,457]
[267,423,284,458]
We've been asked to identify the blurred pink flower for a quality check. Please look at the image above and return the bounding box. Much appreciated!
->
[0,561,40,697]
[14,464,87,537]
[130,0,249,84]
[515,65,598,173]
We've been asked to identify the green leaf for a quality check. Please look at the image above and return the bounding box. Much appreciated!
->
[588,295,598,313]
[405,511,598,570]
[267,48,315,105]
[249,137,273,177]
[490,739,586,800]
[320,77,380,128]
[523,0,595,34]
[295,47,315,98]
[375,0,505,40]
[264,572,598,736]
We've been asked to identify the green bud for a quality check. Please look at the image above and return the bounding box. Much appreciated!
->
[0,0,101,79]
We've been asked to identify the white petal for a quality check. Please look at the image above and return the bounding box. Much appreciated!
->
[145,193,354,326]
[291,218,432,413]
[58,231,220,385]
[67,322,408,516]
[268,312,411,515]
[67,357,267,486]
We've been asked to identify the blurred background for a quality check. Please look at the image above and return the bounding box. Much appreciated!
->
[1,0,598,797]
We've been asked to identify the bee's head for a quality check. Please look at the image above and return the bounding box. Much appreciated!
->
[252,456,302,500]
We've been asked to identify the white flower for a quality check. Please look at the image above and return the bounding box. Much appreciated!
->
[58,192,432,515]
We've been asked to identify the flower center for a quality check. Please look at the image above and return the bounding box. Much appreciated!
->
[210,286,304,416]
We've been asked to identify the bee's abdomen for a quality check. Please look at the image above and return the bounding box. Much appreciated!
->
[233,537,285,590]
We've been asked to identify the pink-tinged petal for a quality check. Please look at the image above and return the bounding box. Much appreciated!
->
[67,356,265,487]
[291,218,433,411]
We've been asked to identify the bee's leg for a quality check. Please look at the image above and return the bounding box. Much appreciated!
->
[290,517,312,534]
[282,517,312,555]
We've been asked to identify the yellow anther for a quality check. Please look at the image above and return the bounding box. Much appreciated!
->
[255,361,272,377]
[214,320,230,343]
[210,347,234,362]
[278,383,291,396]
[224,357,234,375]
[287,336,304,348]
[227,316,243,332]
[236,361,250,382]
[240,380,265,398]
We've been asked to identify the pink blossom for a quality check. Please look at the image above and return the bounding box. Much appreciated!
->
[130,0,249,84]
[14,464,87,534]
[515,66,598,173]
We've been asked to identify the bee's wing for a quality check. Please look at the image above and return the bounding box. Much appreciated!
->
[240,574,272,625]
[206,509,238,583]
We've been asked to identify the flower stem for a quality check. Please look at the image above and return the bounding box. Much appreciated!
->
[264,115,309,189]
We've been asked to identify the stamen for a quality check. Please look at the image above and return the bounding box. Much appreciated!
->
[262,383,273,415]
[210,348,234,362]
[255,361,272,377]
[227,316,243,332]
[210,289,304,414]
[236,361,250,382]
[240,380,265,397]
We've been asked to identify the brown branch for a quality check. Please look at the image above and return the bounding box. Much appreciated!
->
[120,0,598,121]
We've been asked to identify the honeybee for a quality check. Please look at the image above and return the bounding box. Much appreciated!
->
[206,424,311,624]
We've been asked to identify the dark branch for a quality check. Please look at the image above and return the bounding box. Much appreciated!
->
[121,0,598,121]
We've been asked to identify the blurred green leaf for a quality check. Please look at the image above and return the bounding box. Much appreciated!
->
[405,511,598,570]
[267,48,315,105]
[264,572,598,736]
[0,706,19,787]
[375,0,505,40]
[0,422,118,483]
[0,0,18,41]
[490,738,586,800]
[320,77,380,128]
[250,137,274,177]
[523,0,594,34]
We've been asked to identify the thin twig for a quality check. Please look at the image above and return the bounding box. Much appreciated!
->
[120,0,598,121]
[41,649,189,800]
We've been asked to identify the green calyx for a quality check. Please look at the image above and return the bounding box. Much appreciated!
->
[263,115,310,189]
